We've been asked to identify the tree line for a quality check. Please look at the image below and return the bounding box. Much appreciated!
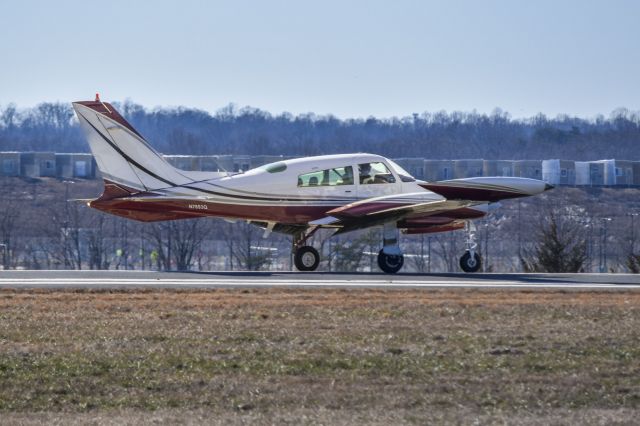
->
[1,101,639,160]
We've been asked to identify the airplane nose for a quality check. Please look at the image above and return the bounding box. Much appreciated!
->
[544,183,554,191]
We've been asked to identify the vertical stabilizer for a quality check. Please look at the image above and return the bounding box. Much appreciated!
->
[73,100,192,192]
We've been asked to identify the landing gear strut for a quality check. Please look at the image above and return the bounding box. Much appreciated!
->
[378,222,404,274]
[459,222,482,273]
[293,227,321,272]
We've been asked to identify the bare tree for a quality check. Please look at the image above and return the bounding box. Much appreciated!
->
[144,219,211,271]
[34,195,87,270]
[432,231,465,272]
[86,215,112,270]
[145,222,172,271]
[223,222,273,271]
[62,201,84,269]
[0,196,19,269]
[331,233,373,272]
[170,219,211,271]
[406,234,432,273]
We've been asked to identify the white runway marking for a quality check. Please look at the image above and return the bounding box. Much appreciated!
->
[0,278,639,290]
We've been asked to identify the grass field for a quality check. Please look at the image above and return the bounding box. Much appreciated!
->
[1,288,639,425]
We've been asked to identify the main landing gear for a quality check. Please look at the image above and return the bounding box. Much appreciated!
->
[292,223,406,274]
[377,222,404,274]
[293,227,321,271]
[294,246,320,271]
[459,222,482,273]
[378,249,404,274]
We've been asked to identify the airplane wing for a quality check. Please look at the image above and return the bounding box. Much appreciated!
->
[326,192,448,219]
[307,176,552,235]
[308,192,476,234]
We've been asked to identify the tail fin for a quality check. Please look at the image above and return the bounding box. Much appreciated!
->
[72,99,194,192]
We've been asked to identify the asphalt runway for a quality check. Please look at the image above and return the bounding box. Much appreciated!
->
[0,270,639,290]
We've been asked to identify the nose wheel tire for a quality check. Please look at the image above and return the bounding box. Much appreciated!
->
[377,249,404,274]
[460,251,481,273]
[294,246,320,271]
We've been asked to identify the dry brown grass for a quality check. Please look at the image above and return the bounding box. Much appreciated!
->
[1,288,639,425]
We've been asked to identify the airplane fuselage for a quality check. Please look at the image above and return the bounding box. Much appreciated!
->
[90,153,544,233]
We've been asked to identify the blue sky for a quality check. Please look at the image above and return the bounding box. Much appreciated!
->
[1,0,639,118]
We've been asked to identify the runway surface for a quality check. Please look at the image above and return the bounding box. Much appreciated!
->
[0,270,639,290]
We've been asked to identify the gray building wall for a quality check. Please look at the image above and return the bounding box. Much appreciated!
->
[483,160,497,177]
[0,152,21,177]
[513,160,542,180]
[55,153,95,178]
[589,162,605,185]
[633,163,640,186]
[393,158,426,180]
[0,152,638,187]
[615,160,634,186]
[71,154,94,178]
[559,160,575,185]
[454,160,483,178]
[483,160,514,177]
[424,160,455,181]
[21,152,56,178]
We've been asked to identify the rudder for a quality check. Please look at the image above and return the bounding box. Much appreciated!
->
[73,98,193,192]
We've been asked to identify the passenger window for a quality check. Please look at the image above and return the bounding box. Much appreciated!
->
[358,162,395,184]
[298,166,354,187]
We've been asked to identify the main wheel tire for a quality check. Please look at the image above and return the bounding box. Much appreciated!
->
[294,246,320,271]
[459,251,481,273]
[377,249,404,274]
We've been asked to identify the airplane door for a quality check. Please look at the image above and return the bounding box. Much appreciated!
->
[356,161,400,199]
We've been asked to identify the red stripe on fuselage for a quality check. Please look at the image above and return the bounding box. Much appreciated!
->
[89,197,338,224]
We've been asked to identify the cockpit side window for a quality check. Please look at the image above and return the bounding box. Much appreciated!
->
[298,166,354,187]
[358,162,396,184]
[387,159,416,182]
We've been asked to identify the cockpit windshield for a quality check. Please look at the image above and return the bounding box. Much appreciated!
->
[387,160,416,182]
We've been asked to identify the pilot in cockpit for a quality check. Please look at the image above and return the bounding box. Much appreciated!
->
[359,163,374,184]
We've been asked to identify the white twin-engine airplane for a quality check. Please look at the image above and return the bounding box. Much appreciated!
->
[73,97,552,274]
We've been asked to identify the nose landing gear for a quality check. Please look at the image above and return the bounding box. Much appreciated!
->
[459,222,482,273]
[460,250,481,273]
